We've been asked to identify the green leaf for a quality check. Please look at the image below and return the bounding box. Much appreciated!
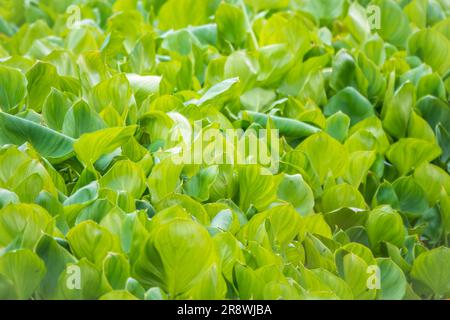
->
[182,265,227,299]
[376,258,407,300]
[344,2,371,43]
[233,264,264,300]
[127,74,161,107]
[0,65,27,112]
[257,44,293,86]
[344,151,376,188]
[245,0,289,11]
[224,51,258,92]
[42,88,72,132]
[216,2,247,49]
[134,218,215,296]
[0,249,46,300]
[346,116,390,154]
[277,174,314,216]
[0,189,19,209]
[407,112,437,143]
[441,195,450,237]
[414,163,450,206]
[417,95,450,131]
[341,242,376,266]
[155,194,210,225]
[408,29,450,75]
[0,273,16,299]
[392,176,429,218]
[0,111,75,163]
[384,242,412,274]
[158,0,210,30]
[35,235,76,299]
[335,252,376,300]
[238,165,282,212]
[321,183,367,213]
[67,221,120,266]
[213,232,245,283]
[0,0,25,25]
[303,214,332,239]
[103,253,130,290]
[372,0,412,48]
[26,61,59,112]
[411,247,450,297]
[0,203,53,250]
[330,50,366,93]
[62,100,107,138]
[417,73,447,100]
[324,87,374,126]
[386,138,441,175]
[0,146,59,200]
[324,207,368,231]
[184,166,219,202]
[193,77,240,108]
[310,268,353,300]
[100,160,147,199]
[296,0,346,23]
[436,124,450,164]
[64,181,99,206]
[209,165,237,202]
[357,52,386,99]
[382,81,414,139]
[74,126,136,165]
[243,111,321,138]
[366,206,405,251]
[297,132,348,184]
[90,74,132,115]
[240,88,276,112]
[325,111,350,143]
[147,157,184,203]
[404,0,428,28]
[210,209,240,234]
[161,29,193,56]
[56,258,110,300]
[145,287,168,300]
[266,204,302,246]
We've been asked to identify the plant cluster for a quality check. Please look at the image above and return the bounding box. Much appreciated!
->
[0,0,449,300]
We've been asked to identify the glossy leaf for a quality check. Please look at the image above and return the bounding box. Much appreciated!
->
[0,65,27,112]
[0,112,74,162]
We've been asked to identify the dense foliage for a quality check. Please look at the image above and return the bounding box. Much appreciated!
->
[0,0,449,300]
